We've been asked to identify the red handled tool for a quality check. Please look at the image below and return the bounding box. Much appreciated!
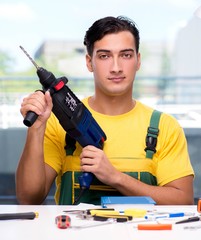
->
[55,215,71,229]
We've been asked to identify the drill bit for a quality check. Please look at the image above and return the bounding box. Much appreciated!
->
[19,45,39,69]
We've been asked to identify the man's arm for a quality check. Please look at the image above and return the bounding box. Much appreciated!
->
[16,91,56,204]
[80,145,194,205]
[109,172,194,205]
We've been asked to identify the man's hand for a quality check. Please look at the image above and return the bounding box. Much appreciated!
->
[20,90,53,128]
[80,145,119,185]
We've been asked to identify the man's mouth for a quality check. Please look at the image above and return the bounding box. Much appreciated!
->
[108,76,125,82]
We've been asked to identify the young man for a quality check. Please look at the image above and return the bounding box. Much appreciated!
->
[16,16,194,205]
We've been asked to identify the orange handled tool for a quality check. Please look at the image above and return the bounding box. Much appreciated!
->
[137,224,172,230]
[197,198,201,213]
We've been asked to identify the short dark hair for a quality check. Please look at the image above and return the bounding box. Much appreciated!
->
[84,16,140,56]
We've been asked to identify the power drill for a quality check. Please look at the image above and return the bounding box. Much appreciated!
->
[20,46,107,203]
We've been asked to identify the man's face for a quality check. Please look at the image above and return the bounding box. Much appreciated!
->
[86,31,141,97]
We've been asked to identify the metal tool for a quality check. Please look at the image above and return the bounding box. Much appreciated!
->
[63,207,115,215]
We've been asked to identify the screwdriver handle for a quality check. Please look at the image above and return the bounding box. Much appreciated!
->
[0,212,38,220]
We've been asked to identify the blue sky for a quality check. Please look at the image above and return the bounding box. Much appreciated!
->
[0,0,200,71]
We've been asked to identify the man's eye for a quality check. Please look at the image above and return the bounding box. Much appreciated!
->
[99,54,109,59]
[122,53,132,58]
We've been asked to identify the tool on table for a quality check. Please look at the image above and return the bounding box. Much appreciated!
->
[145,212,185,220]
[77,212,132,222]
[76,209,123,220]
[65,208,146,219]
[19,46,107,204]
[67,208,133,222]
[197,198,201,213]
[90,209,133,222]
[123,208,147,218]
[89,209,120,216]
[175,216,200,224]
[63,207,115,215]
[137,223,172,230]
[93,214,131,222]
[71,218,115,229]
[0,212,39,220]
[55,215,71,229]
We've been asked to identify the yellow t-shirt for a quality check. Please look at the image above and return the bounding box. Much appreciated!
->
[44,98,194,204]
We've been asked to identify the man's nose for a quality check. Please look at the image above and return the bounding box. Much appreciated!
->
[110,57,122,73]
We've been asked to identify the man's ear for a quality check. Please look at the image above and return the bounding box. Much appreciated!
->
[86,54,93,72]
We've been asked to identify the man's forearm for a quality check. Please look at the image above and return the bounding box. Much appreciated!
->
[16,127,47,204]
[111,171,194,205]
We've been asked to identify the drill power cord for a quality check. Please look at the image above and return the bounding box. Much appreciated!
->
[73,188,88,205]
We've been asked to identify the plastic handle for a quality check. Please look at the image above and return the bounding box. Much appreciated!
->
[78,172,94,189]
[23,111,39,127]
[138,224,172,230]
[197,198,201,213]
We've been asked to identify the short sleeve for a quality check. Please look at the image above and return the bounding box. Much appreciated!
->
[44,113,66,174]
[155,113,194,186]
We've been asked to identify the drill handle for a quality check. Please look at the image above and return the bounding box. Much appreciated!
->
[78,172,94,189]
[23,90,45,127]
[23,111,39,127]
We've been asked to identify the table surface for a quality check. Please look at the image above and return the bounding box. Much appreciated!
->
[0,204,201,240]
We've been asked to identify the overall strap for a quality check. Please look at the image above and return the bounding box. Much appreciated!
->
[145,110,162,159]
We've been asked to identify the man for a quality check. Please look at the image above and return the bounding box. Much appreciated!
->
[16,16,194,205]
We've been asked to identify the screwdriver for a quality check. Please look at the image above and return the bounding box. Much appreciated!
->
[175,216,200,224]
[0,212,39,220]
